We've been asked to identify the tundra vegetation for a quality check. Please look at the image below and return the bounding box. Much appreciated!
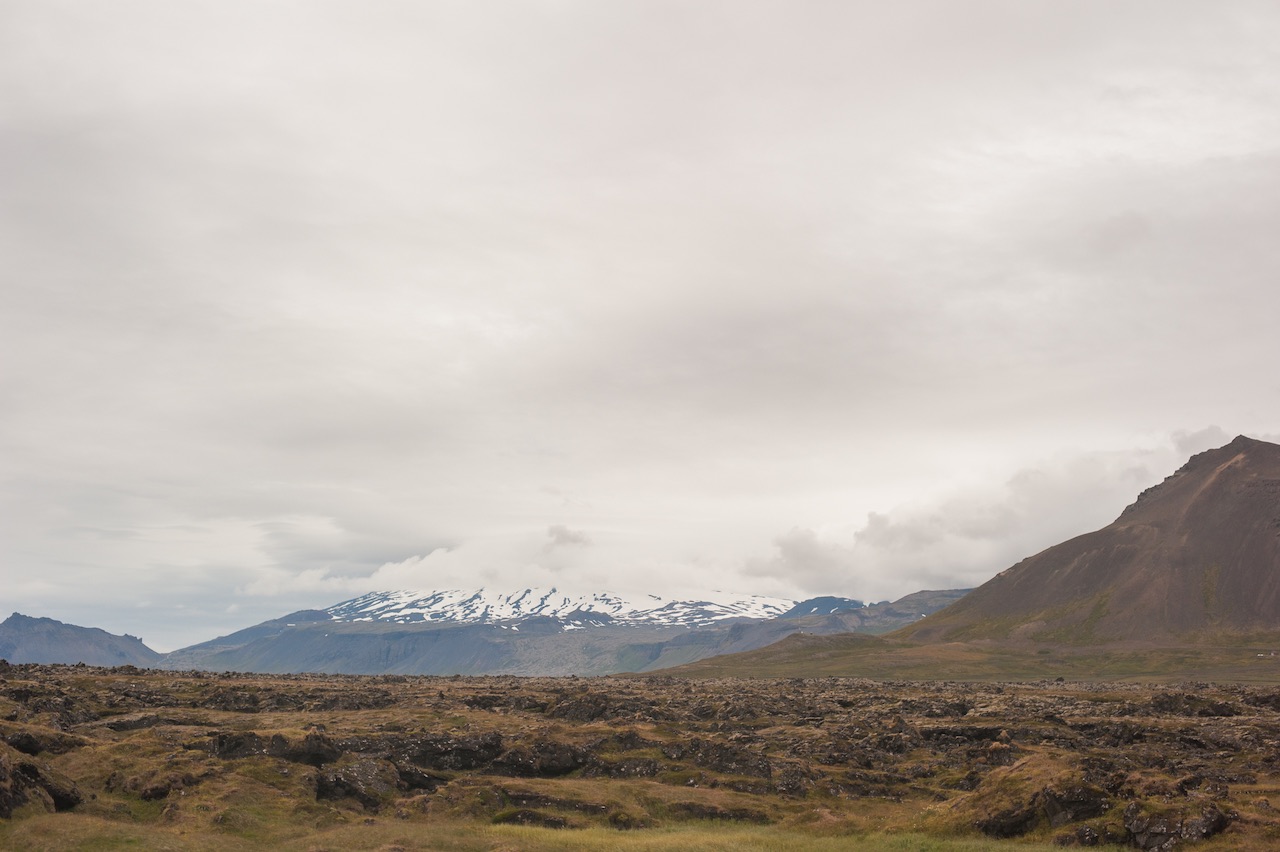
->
[4,663,1280,849]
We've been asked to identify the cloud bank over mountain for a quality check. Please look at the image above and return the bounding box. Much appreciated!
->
[3,3,1280,649]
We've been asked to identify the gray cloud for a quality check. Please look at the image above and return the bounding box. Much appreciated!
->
[3,3,1280,647]
[1172,426,1232,458]
[546,525,592,551]
[745,439,1201,602]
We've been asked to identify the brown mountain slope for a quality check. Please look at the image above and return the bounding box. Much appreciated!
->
[900,435,1280,645]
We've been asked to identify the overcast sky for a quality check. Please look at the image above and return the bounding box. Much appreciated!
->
[4,2,1280,651]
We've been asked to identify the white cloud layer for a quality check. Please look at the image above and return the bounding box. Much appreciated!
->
[3,2,1280,649]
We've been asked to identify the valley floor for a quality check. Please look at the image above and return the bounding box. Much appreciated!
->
[4,663,1280,849]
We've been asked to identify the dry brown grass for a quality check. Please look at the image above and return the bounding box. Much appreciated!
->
[4,664,1280,849]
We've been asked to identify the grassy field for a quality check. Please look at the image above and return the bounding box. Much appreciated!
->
[5,664,1280,850]
[0,815,1080,852]
[659,631,1280,683]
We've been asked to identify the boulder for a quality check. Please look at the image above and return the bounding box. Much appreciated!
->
[315,758,403,811]
[494,739,588,776]
[0,747,82,818]
[661,737,772,778]
[974,802,1041,838]
[1122,802,1231,850]
[1042,782,1111,827]
[3,728,86,756]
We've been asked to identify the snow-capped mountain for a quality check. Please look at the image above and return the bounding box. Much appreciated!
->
[324,587,797,629]
[155,588,966,675]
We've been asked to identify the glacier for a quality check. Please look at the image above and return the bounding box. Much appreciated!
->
[324,587,797,630]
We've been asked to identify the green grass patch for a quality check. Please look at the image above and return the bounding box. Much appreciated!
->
[0,814,1075,851]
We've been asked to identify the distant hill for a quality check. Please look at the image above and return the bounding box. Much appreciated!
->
[0,613,162,667]
[900,434,1280,645]
[159,609,333,670]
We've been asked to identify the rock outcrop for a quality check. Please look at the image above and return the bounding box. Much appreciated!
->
[0,745,83,818]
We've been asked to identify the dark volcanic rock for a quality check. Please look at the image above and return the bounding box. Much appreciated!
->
[494,740,589,777]
[137,772,205,802]
[0,747,83,817]
[3,729,86,755]
[393,763,447,792]
[1123,801,1231,849]
[275,732,343,766]
[1149,692,1240,717]
[548,691,613,721]
[666,801,770,823]
[204,731,271,759]
[103,714,188,732]
[315,758,403,811]
[582,755,660,778]
[395,731,505,771]
[661,737,772,778]
[200,730,342,766]
[2,683,99,726]
[203,688,264,713]
[1042,782,1111,827]
[975,802,1042,838]
[499,788,608,815]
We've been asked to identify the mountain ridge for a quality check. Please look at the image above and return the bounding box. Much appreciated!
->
[0,589,969,674]
[664,435,1280,681]
[0,613,162,668]
[163,588,966,675]
[899,434,1280,645]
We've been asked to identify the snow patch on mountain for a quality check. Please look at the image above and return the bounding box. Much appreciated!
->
[324,587,797,629]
